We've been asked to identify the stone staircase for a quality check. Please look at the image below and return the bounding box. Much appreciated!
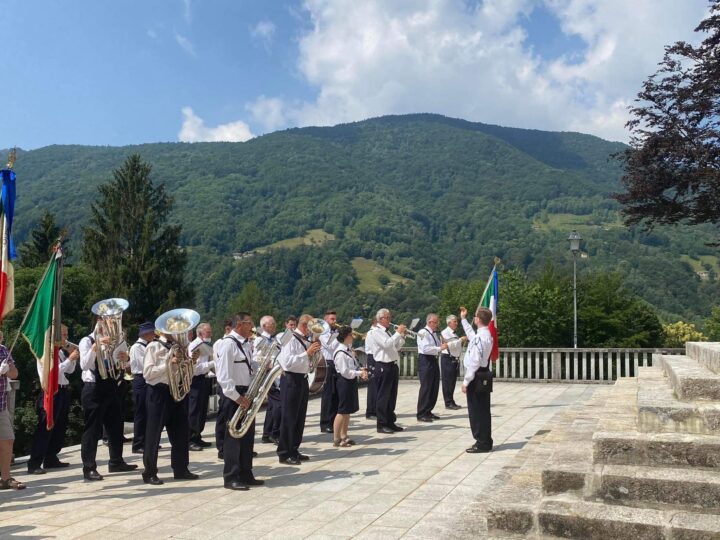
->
[485,342,720,539]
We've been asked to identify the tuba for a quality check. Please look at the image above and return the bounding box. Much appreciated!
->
[227,330,292,438]
[307,318,330,373]
[91,298,129,380]
[155,308,200,402]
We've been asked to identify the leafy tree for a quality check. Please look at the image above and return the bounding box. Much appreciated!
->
[615,2,720,234]
[225,281,275,322]
[705,306,720,340]
[18,211,62,268]
[663,321,706,348]
[82,154,193,324]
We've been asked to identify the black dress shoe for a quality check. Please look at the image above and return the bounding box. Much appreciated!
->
[261,436,272,443]
[279,456,301,465]
[321,427,333,433]
[84,470,103,481]
[197,439,212,448]
[377,426,395,434]
[224,480,249,491]
[269,436,279,445]
[217,452,224,460]
[296,453,310,461]
[242,477,265,486]
[173,470,199,480]
[252,451,258,457]
[446,404,462,410]
[466,445,492,454]
[189,443,203,451]
[27,467,46,475]
[417,416,433,423]
[44,461,70,469]
[390,424,404,432]
[122,436,132,444]
[108,462,138,473]
[132,448,144,455]
[143,475,164,485]
[430,414,441,420]
[365,414,377,420]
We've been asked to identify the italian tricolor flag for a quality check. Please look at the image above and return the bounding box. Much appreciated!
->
[480,267,499,361]
[20,248,64,429]
[0,168,16,322]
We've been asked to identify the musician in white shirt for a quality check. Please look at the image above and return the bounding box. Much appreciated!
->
[78,318,136,481]
[364,309,406,434]
[416,313,449,422]
[213,319,232,458]
[319,310,340,433]
[364,321,379,419]
[276,314,320,465]
[215,312,261,490]
[142,329,199,485]
[441,315,467,410]
[130,322,155,454]
[187,323,215,451]
[460,307,494,453]
[332,327,368,447]
[257,316,281,445]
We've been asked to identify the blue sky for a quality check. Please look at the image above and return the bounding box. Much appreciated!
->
[0,0,709,149]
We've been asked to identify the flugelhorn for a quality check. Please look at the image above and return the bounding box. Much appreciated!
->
[91,298,129,380]
[155,308,200,402]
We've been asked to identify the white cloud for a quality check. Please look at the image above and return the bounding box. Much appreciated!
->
[147,28,158,40]
[182,0,192,24]
[251,20,277,50]
[245,0,708,142]
[175,32,196,57]
[178,107,255,142]
[246,95,287,132]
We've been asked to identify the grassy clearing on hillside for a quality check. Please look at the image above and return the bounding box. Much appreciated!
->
[255,229,335,253]
[680,254,720,273]
[352,257,410,293]
[532,212,623,233]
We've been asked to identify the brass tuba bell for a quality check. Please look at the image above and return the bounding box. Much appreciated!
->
[155,308,201,402]
[91,298,129,380]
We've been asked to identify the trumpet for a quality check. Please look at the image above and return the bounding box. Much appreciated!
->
[63,340,79,352]
[390,322,418,339]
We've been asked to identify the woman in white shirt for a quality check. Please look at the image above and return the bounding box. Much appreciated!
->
[332,327,368,447]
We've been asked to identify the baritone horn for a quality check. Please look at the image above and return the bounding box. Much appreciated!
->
[155,308,201,402]
[91,298,129,380]
[228,330,292,439]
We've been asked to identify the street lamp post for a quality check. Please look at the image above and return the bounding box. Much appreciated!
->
[568,230,582,348]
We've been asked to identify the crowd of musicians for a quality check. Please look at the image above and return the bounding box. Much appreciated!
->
[0,304,494,492]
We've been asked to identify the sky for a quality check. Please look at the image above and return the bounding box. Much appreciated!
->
[0,0,710,149]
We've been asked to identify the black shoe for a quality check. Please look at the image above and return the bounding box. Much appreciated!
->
[279,457,301,465]
[321,427,333,433]
[197,439,212,448]
[122,436,132,444]
[390,424,404,432]
[43,461,70,469]
[466,445,492,454]
[225,480,249,491]
[27,467,46,475]
[252,451,258,457]
[174,470,199,480]
[242,477,265,486]
[84,470,103,481]
[365,414,377,420]
[261,436,272,444]
[296,453,310,461]
[446,404,462,410]
[430,414,441,420]
[417,416,433,423]
[143,475,164,485]
[102,438,109,446]
[132,448,144,455]
[217,452,224,460]
[108,462,138,473]
[377,426,395,434]
[189,443,203,451]
[269,436,279,445]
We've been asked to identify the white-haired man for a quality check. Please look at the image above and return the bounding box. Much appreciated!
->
[416,313,449,422]
[187,322,215,451]
[441,315,467,410]
[256,316,281,445]
[364,309,406,434]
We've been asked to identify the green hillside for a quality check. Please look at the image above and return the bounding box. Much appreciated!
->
[8,113,720,323]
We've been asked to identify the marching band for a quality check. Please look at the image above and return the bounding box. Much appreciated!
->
[21,299,495,487]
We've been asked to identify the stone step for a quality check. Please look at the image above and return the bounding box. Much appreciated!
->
[659,354,720,401]
[637,366,720,434]
[593,430,720,468]
[687,341,720,375]
[597,463,720,511]
[536,497,720,540]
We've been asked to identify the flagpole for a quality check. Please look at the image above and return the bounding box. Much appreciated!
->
[7,239,62,356]
[475,257,501,314]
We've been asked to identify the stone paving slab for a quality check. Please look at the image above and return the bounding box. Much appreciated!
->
[1,381,597,539]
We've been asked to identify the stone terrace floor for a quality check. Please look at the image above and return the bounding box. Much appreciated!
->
[1,381,598,539]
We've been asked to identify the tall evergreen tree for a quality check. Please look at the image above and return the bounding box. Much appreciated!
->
[19,211,61,268]
[82,154,193,324]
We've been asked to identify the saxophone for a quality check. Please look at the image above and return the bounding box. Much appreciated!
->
[227,330,292,438]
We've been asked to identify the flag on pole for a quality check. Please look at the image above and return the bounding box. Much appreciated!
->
[20,246,63,429]
[0,166,17,322]
[479,266,499,361]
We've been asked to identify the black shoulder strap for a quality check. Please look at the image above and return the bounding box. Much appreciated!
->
[224,335,252,363]
[292,332,308,351]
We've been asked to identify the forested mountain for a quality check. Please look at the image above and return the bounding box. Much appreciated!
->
[8,113,720,324]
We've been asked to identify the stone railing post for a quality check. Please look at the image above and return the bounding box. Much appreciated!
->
[551,351,563,381]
